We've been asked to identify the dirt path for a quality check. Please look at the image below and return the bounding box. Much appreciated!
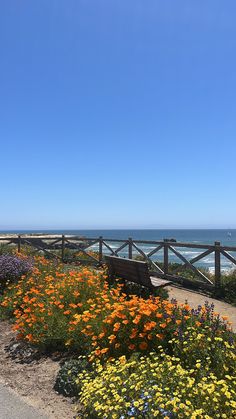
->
[0,321,76,419]
[167,285,236,331]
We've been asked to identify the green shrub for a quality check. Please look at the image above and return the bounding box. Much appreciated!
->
[54,357,92,397]
[218,272,236,305]
[0,243,16,255]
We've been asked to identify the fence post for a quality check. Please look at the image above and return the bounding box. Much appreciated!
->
[61,235,65,262]
[163,239,169,276]
[128,238,133,259]
[18,235,21,253]
[99,236,103,263]
[214,241,221,290]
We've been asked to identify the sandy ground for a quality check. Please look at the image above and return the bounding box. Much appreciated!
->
[167,285,236,331]
[0,321,77,419]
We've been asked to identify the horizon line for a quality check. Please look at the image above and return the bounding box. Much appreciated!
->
[0,227,236,231]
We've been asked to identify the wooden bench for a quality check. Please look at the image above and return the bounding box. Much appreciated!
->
[105,256,171,290]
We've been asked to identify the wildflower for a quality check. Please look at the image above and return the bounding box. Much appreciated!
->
[139,342,148,350]
[113,322,120,332]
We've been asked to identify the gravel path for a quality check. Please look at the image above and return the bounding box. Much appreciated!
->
[167,285,236,331]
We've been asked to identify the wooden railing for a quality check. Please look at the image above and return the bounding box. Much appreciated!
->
[1,235,236,290]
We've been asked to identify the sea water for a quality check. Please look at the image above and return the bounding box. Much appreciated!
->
[1,229,236,273]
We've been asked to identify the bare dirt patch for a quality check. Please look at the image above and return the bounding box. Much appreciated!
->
[0,320,77,419]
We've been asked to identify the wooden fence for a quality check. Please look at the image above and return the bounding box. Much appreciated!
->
[1,235,236,290]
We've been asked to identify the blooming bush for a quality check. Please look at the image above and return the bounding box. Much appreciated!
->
[77,353,236,418]
[1,258,235,367]
[1,257,111,350]
[0,256,236,417]
[72,294,235,371]
[0,254,33,293]
[171,324,236,378]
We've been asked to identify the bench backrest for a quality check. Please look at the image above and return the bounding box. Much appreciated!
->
[105,256,152,288]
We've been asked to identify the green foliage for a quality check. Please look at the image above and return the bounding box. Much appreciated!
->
[62,249,100,266]
[54,357,92,397]
[217,272,236,305]
[0,243,15,255]
[134,256,211,283]
[135,255,236,304]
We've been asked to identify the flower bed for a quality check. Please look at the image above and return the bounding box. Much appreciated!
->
[78,353,236,418]
[0,255,235,418]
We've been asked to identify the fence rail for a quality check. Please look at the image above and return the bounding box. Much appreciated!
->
[1,235,236,291]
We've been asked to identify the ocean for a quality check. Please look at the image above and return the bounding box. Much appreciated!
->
[1,229,236,273]
[1,229,236,244]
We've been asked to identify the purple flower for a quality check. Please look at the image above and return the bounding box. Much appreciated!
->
[171,298,177,306]
[0,255,33,283]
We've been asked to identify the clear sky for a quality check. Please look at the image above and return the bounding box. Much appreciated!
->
[1,0,236,229]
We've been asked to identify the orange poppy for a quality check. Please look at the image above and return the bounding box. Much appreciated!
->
[139,342,148,350]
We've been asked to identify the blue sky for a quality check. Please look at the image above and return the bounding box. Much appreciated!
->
[1,0,236,229]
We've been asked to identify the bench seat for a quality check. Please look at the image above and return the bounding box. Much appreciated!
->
[150,276,172,288]
[105,256,172,290]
